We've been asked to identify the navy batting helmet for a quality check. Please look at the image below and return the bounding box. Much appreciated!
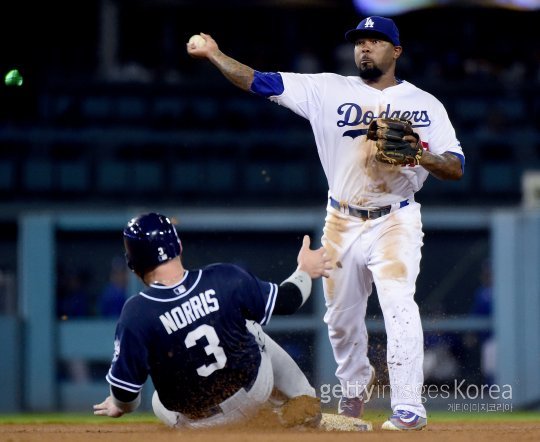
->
[123,213,182,276]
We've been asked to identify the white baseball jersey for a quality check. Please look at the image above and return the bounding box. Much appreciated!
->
[268,73,464,207]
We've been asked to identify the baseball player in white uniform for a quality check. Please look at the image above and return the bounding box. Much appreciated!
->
[187,15,464,431]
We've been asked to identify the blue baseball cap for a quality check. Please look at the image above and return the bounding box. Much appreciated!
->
[345,16,400,46]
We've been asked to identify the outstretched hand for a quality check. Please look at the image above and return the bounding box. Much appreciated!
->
[297,235,332,279]
[93,396,124,418]
[186,32,219,59]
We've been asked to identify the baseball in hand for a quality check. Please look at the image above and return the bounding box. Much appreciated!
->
[188,34,206,49]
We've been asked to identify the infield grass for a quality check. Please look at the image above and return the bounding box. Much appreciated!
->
[0,412,158,424]
[1,410,538,424]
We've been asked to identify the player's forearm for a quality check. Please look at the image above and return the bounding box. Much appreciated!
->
[110,388,141,414]
[274,269,312,315]
[274,282,304,314]
[420,151,463,180]
[208,50,255,92]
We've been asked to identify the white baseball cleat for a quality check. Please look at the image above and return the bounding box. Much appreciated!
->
[381,409,427,430]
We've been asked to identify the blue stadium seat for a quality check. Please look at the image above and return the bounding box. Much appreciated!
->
[116,97,147,121]
[24,160,53,191]
[58,161,89,192]
[170,162,205,192]
[0,160,15,191]
[456,98,490,121]
[81,96,112,120]
[205,161,236,193]
[97,161,129,191]
[245,162,309,194]
[480,163,520,193]
[131,162,162,191]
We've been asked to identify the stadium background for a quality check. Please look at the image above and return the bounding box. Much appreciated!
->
[0,0,539,415]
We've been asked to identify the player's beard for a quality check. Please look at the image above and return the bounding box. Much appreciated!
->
[358,65,383,80]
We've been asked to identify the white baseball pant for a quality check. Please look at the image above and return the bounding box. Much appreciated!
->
[322,201,426,418]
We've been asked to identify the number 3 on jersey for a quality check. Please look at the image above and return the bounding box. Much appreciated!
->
[184,324,227,377]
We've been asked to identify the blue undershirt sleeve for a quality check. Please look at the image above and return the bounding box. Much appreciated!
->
[250,71,285,98]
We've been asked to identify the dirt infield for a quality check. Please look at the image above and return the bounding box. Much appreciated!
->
[2,421,540,442]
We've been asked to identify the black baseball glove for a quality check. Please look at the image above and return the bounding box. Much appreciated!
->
[366,117,423,166]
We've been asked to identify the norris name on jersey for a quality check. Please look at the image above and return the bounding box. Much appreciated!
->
[159,289,220,335]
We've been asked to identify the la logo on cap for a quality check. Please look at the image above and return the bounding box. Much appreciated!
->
[364,17,375,28]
